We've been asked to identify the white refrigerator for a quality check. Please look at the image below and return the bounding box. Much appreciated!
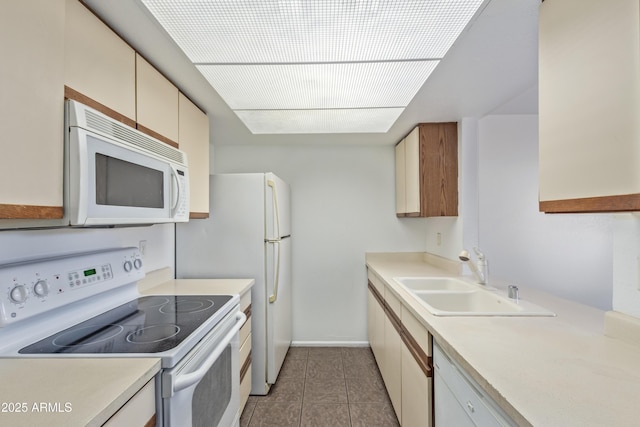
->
[176,172,292,395]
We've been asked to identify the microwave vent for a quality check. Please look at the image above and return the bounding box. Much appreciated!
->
[84,110,186,166]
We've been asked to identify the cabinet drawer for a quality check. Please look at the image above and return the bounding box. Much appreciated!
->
[367,271,385,296]
[103,378,155,427]
[402,306,431,356]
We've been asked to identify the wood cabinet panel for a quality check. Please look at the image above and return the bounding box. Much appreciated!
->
[179,93,210,218]
[0,0,65,218]
[64,0,136,125]
[539,0,640,212]
[136,54,179,146]
[395,123,458,217]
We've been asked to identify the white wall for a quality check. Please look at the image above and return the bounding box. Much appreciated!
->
[612,214,640,317]
[214,144,428,344]
[0,224,175,273]
[476,115,613,310]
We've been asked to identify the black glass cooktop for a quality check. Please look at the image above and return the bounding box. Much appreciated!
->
[19,295,233,355]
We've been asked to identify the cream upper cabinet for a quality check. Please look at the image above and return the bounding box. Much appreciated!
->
[136,54,179,145]
[64,0,136,125]
[539,0,640,213]
[395,139,406,215]
[395,123,458,217]
[179,93,210,218]
[0,0,65,219]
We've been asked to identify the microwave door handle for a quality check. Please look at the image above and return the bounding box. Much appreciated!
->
[171,312,246,395]
[170,166,180,217]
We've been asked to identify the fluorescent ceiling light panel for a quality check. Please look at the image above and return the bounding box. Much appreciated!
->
[141,0,486,134]
[235,108,404,134]
[196,61,439,110]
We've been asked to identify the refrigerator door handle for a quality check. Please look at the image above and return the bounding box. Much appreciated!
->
[268,240,280,303]
[267,179,281,240]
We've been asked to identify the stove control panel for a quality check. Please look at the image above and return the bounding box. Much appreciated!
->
[0,247,144,327]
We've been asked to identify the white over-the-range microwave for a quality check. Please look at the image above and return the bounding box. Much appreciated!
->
[1,100,190,230]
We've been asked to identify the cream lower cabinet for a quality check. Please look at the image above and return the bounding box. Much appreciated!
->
[401,306,433,427]
[102,378,156,427]
[239,289,252,412]
[383,288,403,423]
[367,271,433,426]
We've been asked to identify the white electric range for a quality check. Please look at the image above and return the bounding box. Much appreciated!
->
[0,247,245,427]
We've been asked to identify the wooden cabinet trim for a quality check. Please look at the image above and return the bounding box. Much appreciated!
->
[368,281,432,377]
[540,193,640,213]
[136,123,179,148]
[240,349,252,382]
[65,86,136,128]
[189,212,210,219]
[243,303,252,321]
[0,204,63,220]
[144,414,156,427]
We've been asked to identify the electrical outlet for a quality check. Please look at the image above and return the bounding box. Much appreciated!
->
[437,232,442,246]
[139,240,147,258]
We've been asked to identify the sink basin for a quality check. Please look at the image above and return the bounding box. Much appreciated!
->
[394,277,478,292]
[394,276,555,317]
[416,291,555,317]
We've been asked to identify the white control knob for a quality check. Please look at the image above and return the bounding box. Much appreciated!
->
[123,261,133,272]
[33,279,49,297]
[9,285,28,304]
[133,258,143,270]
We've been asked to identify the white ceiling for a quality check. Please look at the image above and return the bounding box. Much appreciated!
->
[84,0,540,146]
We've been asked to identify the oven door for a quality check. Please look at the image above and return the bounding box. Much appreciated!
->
[160,310,246,427]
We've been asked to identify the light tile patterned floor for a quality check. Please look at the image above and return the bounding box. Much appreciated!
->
[240,347,399,427]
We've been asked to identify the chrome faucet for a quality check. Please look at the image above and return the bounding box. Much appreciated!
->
[459,248,488,285]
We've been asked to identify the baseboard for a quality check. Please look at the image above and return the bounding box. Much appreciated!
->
[291,341,370,347]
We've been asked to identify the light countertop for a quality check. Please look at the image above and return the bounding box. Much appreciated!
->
[366,252,640,427]
[138,267,255,297]
[0,358,159,427]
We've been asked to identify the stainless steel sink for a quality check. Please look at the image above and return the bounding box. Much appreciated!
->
[394,277,555,317]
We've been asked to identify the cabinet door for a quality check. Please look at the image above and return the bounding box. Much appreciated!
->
[136,53,179,145]
[402,343,432,427]
[383,290,403,423]
[401,306,433,427]
[367,288,385,371]
[0,0,65,219]
[395,140,406,216]
[64,0,136,126]
[539,0,640,212]
[395,123,458,218]
[179,93,210,218]
[404,127,421,215]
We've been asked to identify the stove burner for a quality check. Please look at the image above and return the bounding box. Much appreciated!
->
[52,324,124,348]
[126,324,181,344]
[132,296,171,310]
[160,298,215,314]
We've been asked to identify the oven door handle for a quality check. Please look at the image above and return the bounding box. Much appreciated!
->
[172,311,246,394]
